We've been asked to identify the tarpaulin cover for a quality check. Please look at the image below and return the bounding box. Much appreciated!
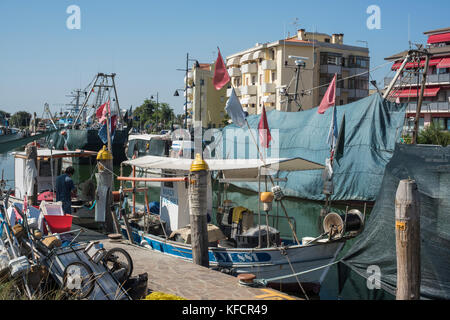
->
[213,93,406,201]
[341,144,450,299]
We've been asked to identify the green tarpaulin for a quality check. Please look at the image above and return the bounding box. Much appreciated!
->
[213,93,406,201]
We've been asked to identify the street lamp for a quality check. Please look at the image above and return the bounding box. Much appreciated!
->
[150,92,159,105]
[173,88,191,126]
[176,53,200,130]
[149,92,159,130]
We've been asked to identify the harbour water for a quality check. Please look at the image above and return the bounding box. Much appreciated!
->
[0,151,393,300]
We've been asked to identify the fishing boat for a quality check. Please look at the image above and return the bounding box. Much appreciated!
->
[0,126,24,144]
[5,148,98,228]
[47,73,131,165]
[116,154,365,293]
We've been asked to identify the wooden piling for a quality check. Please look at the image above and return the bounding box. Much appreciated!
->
[395,179,421,300]
[189,154,209,267]
[96,147,115,234]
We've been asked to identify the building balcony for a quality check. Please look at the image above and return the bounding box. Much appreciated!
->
[228,67,241,77]
[384,73,450,88]
[346,88,369,98]
[405,102,450,113]
[261,83,276,93]
[320,64,342,74]
[240,96,257,105]
[241,63,257,74]
[320,86,341,96]
[227,56,241,67]
[226,87,241,97]
[261,94,276,104]
[241,85,257,95]
[262,60,276,70]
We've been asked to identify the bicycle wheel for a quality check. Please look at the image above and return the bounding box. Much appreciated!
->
[63,261,95,299]
[104,247,133,283]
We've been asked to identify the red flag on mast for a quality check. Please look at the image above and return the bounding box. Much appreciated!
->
[96,100,111,124]
[212,48,230,90]
[317,73,336,114]
[258,106,272,148]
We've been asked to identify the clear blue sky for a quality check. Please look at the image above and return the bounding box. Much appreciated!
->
[0,0,449,116]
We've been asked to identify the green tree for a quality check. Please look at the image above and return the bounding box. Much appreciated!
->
[0,110,11,119]
[417,122,450,147]
[132,99,175,132]
[10,111,32,128]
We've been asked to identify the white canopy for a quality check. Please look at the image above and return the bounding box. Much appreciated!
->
[122,155,324,179]
[13,149,97,159]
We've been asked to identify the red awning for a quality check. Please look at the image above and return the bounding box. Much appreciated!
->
[391,57,444,70]
[437,57,450,69]
[391,61,402,70]
[427,32,450,44]
[391,87,440,98]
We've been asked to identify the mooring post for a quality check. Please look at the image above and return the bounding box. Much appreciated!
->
[96,146,115,233]
[395,179,421,300]
[189,153,209,267]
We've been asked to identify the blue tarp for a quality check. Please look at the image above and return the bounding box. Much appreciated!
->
[213,93,406,201]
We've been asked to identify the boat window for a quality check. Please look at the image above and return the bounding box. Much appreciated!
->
[38,160,52,177]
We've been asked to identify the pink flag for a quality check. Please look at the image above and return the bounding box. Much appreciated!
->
[96,100,111,124]
[212,48,230,90]
[258,106,272,148]
[317,74,336,114]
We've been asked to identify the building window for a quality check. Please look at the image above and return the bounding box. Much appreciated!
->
[272,72,276,82]
[433,117,446,130]
[270,49,275,60]
[260,74,263,85]
[348,78,355,89]
[252,76,256,85]
[320,52,342,66]
[419,118,424,130]
[348,55,370,69]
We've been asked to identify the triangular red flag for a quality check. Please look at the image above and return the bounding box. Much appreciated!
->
[317,73,336,114]
[212,48,230,90]
[258,106,272,148]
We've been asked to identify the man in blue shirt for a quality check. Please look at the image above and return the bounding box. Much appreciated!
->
[55,166,77,214]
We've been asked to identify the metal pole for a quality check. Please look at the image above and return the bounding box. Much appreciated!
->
[185,53,188,130]
[72,74,100,129]
[412,53,430,144]
[111,74,123,125]
[383,54,411,99]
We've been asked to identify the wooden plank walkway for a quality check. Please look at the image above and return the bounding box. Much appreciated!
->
[72,225,299,300]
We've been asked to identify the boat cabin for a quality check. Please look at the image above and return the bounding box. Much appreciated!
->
[126,134,171,160]
[12,148,97,199]
[121,155,325,241]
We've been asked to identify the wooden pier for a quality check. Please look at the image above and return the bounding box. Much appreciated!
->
[74,225,299,300]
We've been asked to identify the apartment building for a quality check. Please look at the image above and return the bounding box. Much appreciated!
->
[384,27,450,132]
[184,62,227,128]
[225,28,370,115]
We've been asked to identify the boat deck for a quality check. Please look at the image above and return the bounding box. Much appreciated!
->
[72,225,299,300]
